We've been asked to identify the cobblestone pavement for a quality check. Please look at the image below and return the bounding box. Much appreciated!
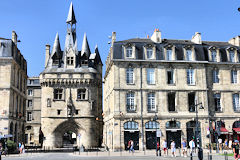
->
[0,152,234,160]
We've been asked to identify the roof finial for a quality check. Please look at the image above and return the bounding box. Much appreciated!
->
[66,2,77,25]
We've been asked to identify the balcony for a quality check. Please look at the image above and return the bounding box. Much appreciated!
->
[126,105,136,113]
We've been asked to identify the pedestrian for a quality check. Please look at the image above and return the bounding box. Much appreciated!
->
[0,142,2,160]
[224,139,228,150]
[218,138,223,151]
[156,141,160,156]
[229,139,233,149]
[18,142,22,154]
[162,139,167,157]
[189,139,195,155]
[129,140,134,153]
[127,140,131,152]
[233,140,240,160]
[21,142,25,154]
[170,140,176,157]
[181,139,187,157]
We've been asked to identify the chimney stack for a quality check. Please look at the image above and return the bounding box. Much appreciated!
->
[191,32,202,44]
[151,29,161,43]
[12,31,18,47]
[229,36,240,46]
[111,32,116,46]
[45,44,50,68]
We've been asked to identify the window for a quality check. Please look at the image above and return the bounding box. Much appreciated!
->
[233,94,240,111]
[27,100,32,107]
[75,110,79,115]
[211,50,217,62]
[126,68,134,84]
[147,48,153,59]
[187,69,195,85]
[186,49,193,61]
[26,126,32,130]
[213,70,219,83]
[77,89,86,100]
[145,121,160,129]
[81,60,88,65]
[28,90,33,96]
[54,89,63,100]
[230,51,235,62]
[231,70,238,84]
[27,112,32,121]
[166,49,173,60]
[188,92,195,112]
[126,92,135,111]
[126,48,133,58]
[124,121,138,130]
[57,110,61,115]
[67,57,74,65]
[214,94,221,112]
[168,92,176,112]
[167,70,174,84]
[147,68,155,84]
[147,92,156,111]
[47,98,51,107]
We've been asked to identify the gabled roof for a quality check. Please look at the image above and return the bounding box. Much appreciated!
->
[81,33,91,57]
[66,2,77,25]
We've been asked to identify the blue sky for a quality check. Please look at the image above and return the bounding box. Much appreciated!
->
[0,0,240,76]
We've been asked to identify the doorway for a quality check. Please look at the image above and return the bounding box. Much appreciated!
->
[124,131,139,150]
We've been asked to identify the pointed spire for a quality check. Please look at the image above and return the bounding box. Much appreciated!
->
[81,33,91,57]
[66,2,77,25]
[52,32,61,56]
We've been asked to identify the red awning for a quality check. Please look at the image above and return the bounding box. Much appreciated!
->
[233,128,240,134]
[220,127,229,134]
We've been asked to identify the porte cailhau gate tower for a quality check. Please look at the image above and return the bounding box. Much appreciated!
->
[39,2,102,148]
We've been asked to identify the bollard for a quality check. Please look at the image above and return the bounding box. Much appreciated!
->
[167,148,168,156]
[108,150,110,156]
[179,148,181,157]
[190,151,193,160]
[224,151,228,160]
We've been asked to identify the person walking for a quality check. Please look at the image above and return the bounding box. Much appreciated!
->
[229,139,233,149]
[21,142,25,154]
[233,140,240,160]
[156,142,160,156]
[170,140,176,157]
[0,142,2,160]
[218,138,223,151]
[162,139,167,157]
[18,142,22,154]
[181,139,187,157]
[224,139,228,150]
[127,140,131,152]
[129,140,134,153]
[189,139,195,156]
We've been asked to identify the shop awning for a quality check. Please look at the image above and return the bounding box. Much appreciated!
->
[220,127,229,134]
[233,128,240,134]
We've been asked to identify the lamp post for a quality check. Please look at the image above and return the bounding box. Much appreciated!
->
[153,114,158,156]
[119,111,123,156]
[194,102,204,160]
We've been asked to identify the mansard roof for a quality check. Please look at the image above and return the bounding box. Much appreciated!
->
[112,38,240,62]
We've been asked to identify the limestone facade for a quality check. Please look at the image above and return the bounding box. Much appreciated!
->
[103,30,240,151]
[39,2,102,148]
[25,77,42,146]
[0,31,27,143]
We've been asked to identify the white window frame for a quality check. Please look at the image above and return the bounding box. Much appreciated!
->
[231,70,238,84]
[147,92,156,111]
[28,90,33,96]
[211,50,217,62]
[166,49,173,60]
[27,112,32,121]
[126,47,133,58]
[126,68,134,84]
[187,69,195,85]
[126,92,135,111]
[213,70,219,83]
[147,68,155,84]
[186,49,193,61]
[233,93,240,111]
[146,48,153,59]
[229,51,235,62]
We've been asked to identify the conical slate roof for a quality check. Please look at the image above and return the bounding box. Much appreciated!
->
[81,33,91,57]
[66,2,77,25]
[52,32,61,57]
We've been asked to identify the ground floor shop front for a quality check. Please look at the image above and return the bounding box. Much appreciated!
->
[103,118,210,151]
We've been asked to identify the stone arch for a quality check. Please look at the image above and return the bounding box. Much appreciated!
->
[52,119,83,148]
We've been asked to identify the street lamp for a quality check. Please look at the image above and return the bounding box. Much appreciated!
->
[153,114,158,156]
[194,102,204,160]
[119,111,124,155]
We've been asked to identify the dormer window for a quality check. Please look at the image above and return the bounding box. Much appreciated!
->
[186,49,193,61]
[229,51,235,62]
[67,57,74,65]
[166,49,173,60]
[126,47,133,58]
[147,48,153,59]
[211,50,217,62]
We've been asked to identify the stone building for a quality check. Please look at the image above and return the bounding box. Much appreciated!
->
[103,30,240,151]
[25,77,42,146]
[39,2,102,148]
[0,31,27,143]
